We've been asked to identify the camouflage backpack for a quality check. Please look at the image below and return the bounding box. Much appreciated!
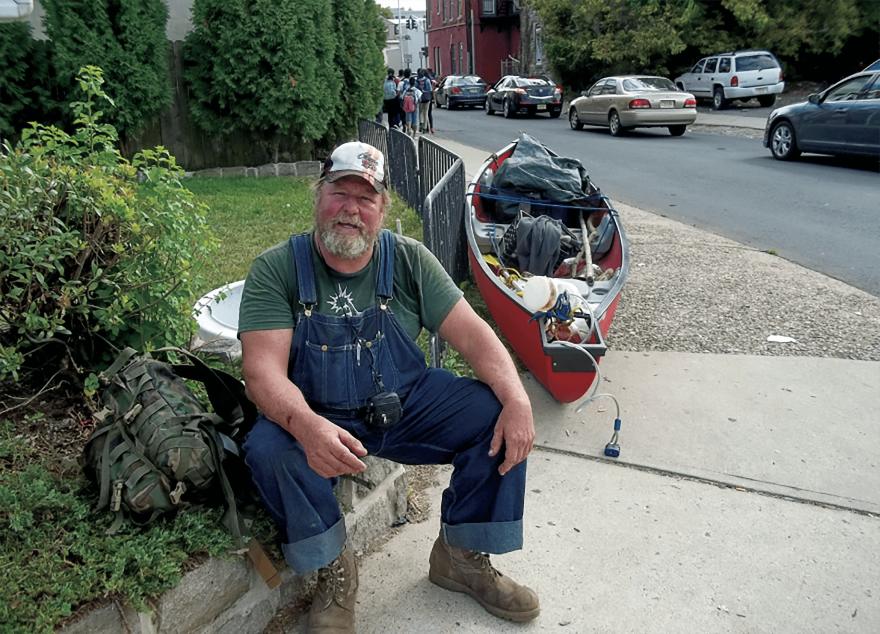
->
[80,347,258,548]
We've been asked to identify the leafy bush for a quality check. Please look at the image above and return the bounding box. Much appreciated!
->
[0,67,217,380]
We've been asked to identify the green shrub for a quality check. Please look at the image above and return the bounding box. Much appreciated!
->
[0,67,217,380]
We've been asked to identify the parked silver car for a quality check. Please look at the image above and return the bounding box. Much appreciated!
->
[568,76,697,137]
[674,50,785,110]
[763,70,880,161]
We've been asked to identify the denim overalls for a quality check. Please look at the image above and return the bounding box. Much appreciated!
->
[244,230,527,574]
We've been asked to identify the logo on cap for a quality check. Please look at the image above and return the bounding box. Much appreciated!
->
[357,152,379,174]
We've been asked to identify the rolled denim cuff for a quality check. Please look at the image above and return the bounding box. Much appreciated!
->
[441,519,523,554]
[282,516,347,574]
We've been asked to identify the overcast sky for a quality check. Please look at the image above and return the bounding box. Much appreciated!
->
[377,0,426,13]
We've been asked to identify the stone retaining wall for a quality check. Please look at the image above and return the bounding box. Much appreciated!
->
[185,161,322,179]
[59,458,408,634]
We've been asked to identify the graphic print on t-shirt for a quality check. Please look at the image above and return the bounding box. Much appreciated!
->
[327,284,360,317]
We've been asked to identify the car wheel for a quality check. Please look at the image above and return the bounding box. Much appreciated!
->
[758,94,777,108]
[569,108,583,130]
[503,98,514,118]
[485,100,493,115]
[549,109,562,119]
[608,110,624,136]
[769,121,801,161]
[668,125,687,136]
[713,87,727,110]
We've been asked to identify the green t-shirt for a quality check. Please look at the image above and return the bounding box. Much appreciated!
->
[238,230,463,341]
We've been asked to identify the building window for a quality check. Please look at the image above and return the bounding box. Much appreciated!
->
[443,0,446,22]
[450,44,456,74]
[459,42,463,77]
[482,0,494,15]
[427,0,431,26]
[458,0,462,18]
[434,47,442,76]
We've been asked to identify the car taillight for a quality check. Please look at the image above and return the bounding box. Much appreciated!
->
[731,76,738,87]
[516,88,527,94]
[685,98,696,107]
[779,70,784,81]
[452,87,462,93]
[485,86,491,92]
[629,99,651,109]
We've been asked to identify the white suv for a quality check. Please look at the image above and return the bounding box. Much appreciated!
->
[674,50,785,110]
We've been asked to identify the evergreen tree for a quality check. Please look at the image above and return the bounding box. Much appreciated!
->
[325,0,387,141]
[183,0,339,143]
[0,23,32,139]
[41,0,171,135]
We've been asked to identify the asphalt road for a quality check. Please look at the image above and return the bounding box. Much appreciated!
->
[429,105,880,297]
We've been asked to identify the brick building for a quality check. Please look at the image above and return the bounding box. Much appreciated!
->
[425,0,521,85]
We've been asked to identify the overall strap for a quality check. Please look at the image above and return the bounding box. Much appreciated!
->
[377,229,395,301]
[289,233,317,307]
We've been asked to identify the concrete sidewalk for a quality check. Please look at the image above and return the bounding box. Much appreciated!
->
[347,134,880,633]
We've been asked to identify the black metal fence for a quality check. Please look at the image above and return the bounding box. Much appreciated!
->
[357,120,469,366]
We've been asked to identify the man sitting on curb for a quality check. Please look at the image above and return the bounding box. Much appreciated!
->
[238,141,540,632]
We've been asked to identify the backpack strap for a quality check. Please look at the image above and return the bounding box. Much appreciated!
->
[157,346,257,435]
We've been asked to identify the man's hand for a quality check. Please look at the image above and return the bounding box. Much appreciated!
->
[294,416,369,479]
[488,397,535,476]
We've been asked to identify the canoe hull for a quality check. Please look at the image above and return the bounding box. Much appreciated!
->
[465,140,629,403]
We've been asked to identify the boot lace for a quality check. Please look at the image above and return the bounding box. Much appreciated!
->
[467,551,502,580]
[316,558,348,608]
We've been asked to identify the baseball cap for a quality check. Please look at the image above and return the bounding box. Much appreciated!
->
[322,142,387,193]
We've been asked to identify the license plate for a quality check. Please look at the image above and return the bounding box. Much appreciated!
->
[468,88,477,93]
[756,87,768,94]
[660,100,674,108]
[537,104,547,110]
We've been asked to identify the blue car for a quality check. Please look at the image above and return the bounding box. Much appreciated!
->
[764,70,880,160]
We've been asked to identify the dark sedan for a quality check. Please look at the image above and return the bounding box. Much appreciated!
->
[485,75,563,118]
[435,75,489,109]
[764,70,880,160]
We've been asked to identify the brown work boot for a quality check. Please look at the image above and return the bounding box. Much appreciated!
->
[303,546,357,633]
[428,536,540,622]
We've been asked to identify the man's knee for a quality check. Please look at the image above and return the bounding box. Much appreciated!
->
[243,416,299,474]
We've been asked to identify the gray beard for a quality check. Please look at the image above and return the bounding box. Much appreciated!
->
[318,225,375,259]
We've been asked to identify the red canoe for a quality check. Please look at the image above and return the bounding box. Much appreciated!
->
[464,135,630,403]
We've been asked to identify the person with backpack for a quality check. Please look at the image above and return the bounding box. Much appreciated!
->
[415,69,434,134]
[382,69,401,129]
[238,142,540,633]
[400,75,422,137]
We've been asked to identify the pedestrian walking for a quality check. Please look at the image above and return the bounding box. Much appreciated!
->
[382,69,401,129]
[400,76,421,137]
[415,69,433,134]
